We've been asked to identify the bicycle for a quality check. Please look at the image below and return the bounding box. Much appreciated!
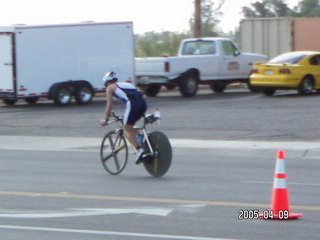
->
[100,111,172,177]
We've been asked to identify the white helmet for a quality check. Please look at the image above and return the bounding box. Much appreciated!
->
[102,71,118,85]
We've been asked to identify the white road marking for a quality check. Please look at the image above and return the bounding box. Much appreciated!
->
[0,205,209,219]
[0,207,172,218]
[0,224,242,240]
[1,135,320,152]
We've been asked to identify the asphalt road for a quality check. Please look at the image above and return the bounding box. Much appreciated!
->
[2,87,320,141]
[0,147,319,240]
[1,87,320,240]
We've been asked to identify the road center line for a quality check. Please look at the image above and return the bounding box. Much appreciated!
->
[0,224,241,240]
[243,180,320,187]
[0,190,319,211]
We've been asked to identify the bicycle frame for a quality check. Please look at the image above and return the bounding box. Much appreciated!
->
[108,113,155,156]
[133,126,155,156]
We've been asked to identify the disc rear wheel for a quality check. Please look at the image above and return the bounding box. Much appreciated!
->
[142,131,172,177]
[100,130,128,175]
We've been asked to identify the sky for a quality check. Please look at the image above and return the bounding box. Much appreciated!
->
[1,0,301,34]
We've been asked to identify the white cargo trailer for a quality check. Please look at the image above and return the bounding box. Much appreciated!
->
[0,22,135,106]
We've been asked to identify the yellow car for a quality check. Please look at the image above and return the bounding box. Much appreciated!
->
[250,51,320,96]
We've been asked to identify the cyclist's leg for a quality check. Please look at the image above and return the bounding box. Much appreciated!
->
[124,98,147,163]
[123,98,147,148]
[124,124,139,148]
[124,124,145,164]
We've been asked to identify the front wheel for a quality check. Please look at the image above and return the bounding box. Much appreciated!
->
[100,130,128,175]
[142,131,172,177]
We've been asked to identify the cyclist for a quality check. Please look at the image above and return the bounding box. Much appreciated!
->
[100,72,147,163]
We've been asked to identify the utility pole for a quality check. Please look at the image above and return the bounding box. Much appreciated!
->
[194,0,201,37]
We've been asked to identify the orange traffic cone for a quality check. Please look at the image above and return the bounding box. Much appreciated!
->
[260,150,302,220]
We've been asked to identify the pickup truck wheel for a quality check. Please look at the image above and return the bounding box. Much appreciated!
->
[262,88,276,96]
[52,83,72,106]
[210,82,227,93]
[74,82,94,105]
[179,73,198,97]
[140,85,161,97]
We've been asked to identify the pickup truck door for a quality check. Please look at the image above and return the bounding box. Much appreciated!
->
[179,40,221,81]
[220,41,243,78]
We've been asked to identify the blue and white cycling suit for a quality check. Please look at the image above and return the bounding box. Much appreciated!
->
[113,82,147,125]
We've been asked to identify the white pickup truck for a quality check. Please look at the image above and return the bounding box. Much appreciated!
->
[135,37,267,97]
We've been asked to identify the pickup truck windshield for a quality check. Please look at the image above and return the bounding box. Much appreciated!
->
[181,41,216,55]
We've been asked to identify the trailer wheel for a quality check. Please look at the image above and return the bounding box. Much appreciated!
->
[52,83,72,106]
[140,85,161,97]
[179,73,198,97]
[25,97,39,104]
[74,82,94,105]
[210,82,227,93]
[3,99,17,106]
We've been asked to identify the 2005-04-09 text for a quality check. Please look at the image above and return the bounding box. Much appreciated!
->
[238,209,289,220]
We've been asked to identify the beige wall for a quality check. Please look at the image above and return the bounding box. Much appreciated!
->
[293,18,320,51]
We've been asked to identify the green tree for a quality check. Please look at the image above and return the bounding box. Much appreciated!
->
[190,0,225,37]
[242,0,293,18]
[242,0,320,18]
[292,0,320,17]
[135,0,226,57]
[135,31,190,57]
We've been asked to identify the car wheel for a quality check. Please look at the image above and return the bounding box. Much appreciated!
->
[262,88,276,96]
[298,76,314,95]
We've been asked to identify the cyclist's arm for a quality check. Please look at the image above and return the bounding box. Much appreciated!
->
[105,84,116,121]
